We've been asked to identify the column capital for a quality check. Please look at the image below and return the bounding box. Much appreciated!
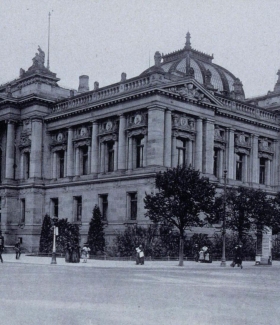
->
[147,104,166,112]
[31,117,43,123]
[226,127,235,132]
[91,120,98,125]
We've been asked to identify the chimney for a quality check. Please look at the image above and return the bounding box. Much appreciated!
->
[78,75,89,93]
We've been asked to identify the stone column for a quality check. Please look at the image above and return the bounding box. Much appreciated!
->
[266,160,271,186]
[91,121,99,174]
[118,115,126,170]
[114,140,118,171]
[5,120,15,179]
[128,137,133,170]
[52,152,57,179]
[143,135,147,167]
[164,110,172,167]
[171,135,177,167]
[195,118,202,172]
[100,142,105,173]
[147,105,165,166]
[204,119,214,174]
[30,118,43,179]
[75,147,80,176]
[243,154,248,182]
[272,140,278,186]
[251,135,259,183]
[20,153,24,179]
[66,128,74,176]
[218,149,224,178]
[227,128,235,179]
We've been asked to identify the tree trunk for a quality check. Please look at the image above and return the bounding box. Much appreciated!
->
[256,227,263,256]
[178,235,184,266]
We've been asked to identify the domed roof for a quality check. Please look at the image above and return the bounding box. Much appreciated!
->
[141,33,244,98]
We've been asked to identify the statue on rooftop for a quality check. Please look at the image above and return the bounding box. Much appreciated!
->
[32,46,45,68]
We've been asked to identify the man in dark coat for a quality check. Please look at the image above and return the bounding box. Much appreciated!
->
[232,244,243,269]
[0,231,4,263]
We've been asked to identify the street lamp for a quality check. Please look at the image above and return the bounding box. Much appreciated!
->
[51,216,58,265]
[220,170,227,267]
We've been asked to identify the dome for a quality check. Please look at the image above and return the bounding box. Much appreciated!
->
[141,33,244,98]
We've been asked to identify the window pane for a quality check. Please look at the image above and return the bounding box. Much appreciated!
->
[108,142,114,172]
[236,154,242,181]
[82,147,88,175]
[130,193,137,220]
[259,158,266,184]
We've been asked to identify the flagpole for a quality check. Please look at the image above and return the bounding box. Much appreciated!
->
[47,12,51,70]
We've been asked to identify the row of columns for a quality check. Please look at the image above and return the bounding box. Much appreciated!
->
[3,110,277,185]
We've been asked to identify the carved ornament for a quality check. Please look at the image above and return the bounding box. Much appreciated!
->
[51,144,67,153]
[172,130,195,141]
[234,147,250,155]
[166,83,212,103]
[235,133,251,148]
[19,135,31,150]
[99,119,118,135]
[50,131,67,148]
[214,127,226,143]
[100,133,118,143]
[127,127,147,138]
[127,111,147,129]
[172,114,195,131]
[74,139,91,148]
[258,138,274,154]
[258,152,273,160]
[74,126,91,140]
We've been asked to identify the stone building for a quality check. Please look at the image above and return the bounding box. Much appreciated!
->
[0,34,278,260]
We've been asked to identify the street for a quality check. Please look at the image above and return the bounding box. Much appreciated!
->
[0,256,279,325]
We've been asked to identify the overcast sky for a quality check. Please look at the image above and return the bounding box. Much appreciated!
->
[0,0,280,98]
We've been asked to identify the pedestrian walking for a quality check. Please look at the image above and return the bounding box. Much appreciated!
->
[231,244,243,269]
[0,231,4,263]
[139,245,145,265]
[81,244,90,263]
[135,247,140,265]
[14,239,21,259]
[72,243,80,263]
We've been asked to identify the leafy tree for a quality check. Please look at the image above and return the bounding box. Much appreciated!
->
[87,205,105,255]
[215,187,276,256]
[39,215,80,254]
[39,214,53,253]
[144,165,216,266]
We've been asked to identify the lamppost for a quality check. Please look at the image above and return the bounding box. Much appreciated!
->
[51,216,58,265]
[220,169,227,267]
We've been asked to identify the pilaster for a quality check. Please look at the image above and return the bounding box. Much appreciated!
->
[195,118,202,171]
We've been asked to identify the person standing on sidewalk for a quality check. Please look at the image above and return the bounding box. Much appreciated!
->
[0,231,4,263]
[81,244,90,263]
[135,247,140,265]
[14,239,21,260]
[139,245,145,265]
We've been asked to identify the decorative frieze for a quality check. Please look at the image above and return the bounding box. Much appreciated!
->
[214,126,226,150]
[172,130,195,141]
[100,133,118,143]
[173,114,195,130]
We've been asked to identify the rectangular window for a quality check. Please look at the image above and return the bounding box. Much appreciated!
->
[129,193,137,220]
[177,139,186,166]
[51,198,59,218]
[107,142,114,172]
[236,153,243,181]
[259,158,266,184]
[20,199,26,224]
[213,148,219,177]
[58,150,65,178]
[82,146,88,175]
[136,137,144,168]
[99,194,108,220]
[24,152,30,179]
[74,196,82,222]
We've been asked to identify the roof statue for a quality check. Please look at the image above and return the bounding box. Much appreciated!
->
[18,46,57,79]
[32,46,45,69]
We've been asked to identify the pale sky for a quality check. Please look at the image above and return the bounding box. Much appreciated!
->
[0,0,280,98]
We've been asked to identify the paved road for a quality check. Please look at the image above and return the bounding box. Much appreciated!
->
[0,255,279,325]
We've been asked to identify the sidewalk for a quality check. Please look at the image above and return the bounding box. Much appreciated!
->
[2,253,279,269]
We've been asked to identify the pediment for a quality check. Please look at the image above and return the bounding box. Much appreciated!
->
[161,80,223,107]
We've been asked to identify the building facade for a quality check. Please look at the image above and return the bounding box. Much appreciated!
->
[0,34,279,259]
